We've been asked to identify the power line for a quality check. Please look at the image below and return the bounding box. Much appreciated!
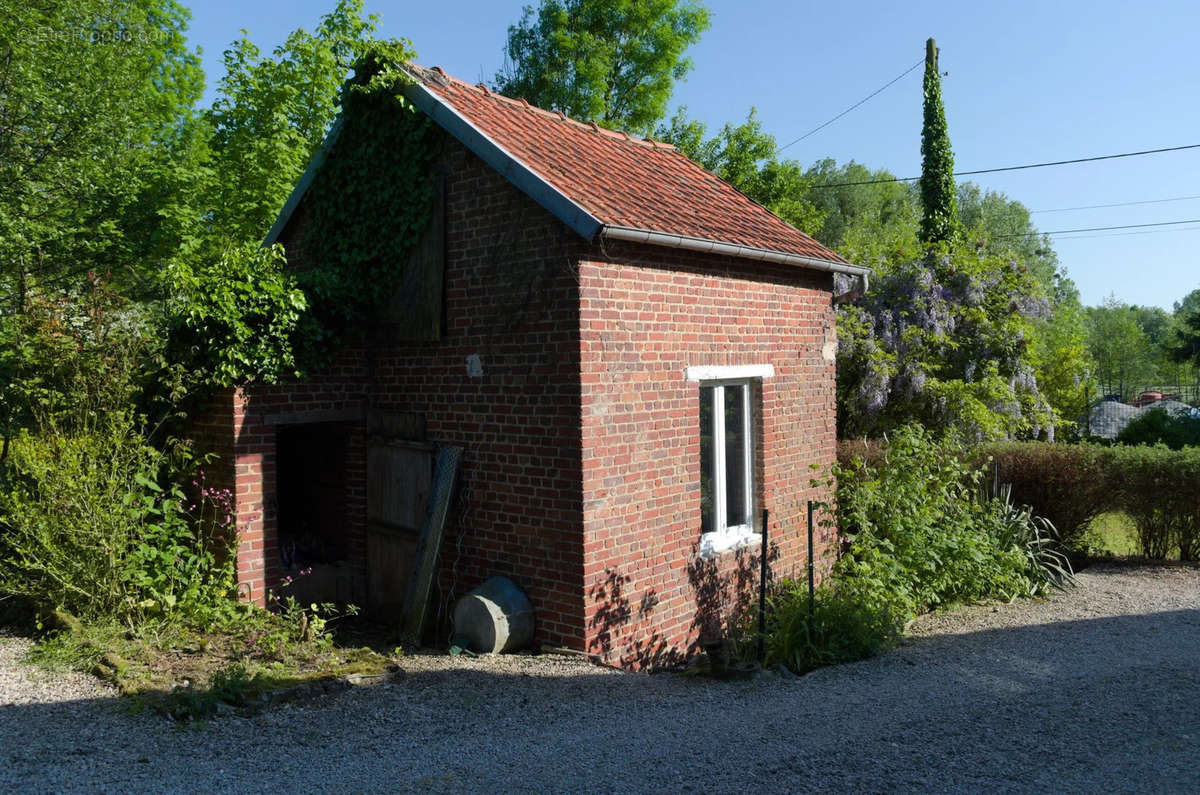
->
[991,218,1200,239]
[776,59,923,154]
[1040,226,1200,242]
[1031,194,1200,214]
[811,143,1200,188]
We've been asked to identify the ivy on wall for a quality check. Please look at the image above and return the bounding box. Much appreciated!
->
[298,48,441,365]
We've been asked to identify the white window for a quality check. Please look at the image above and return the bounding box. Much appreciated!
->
[698,380,759,558]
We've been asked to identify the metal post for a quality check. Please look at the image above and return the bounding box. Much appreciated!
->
[807,500,815,622]
[757,508,769,663]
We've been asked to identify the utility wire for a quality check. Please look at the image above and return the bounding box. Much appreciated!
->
[811,143,1200,188]
[991,218,1200,239]
[1050,226,1200,241]
[776,59,923,154]
[1031,194,1200,214]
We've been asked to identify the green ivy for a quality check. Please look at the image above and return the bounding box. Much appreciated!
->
[166,243,306,388]
[298,49,441,365]
[918,39,959,247]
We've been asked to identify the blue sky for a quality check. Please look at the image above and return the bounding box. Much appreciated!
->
[184,0,1200,311]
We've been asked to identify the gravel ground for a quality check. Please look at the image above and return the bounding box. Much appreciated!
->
[1,562,1197,793]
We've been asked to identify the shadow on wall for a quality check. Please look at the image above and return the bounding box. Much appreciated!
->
[587,541,781,669]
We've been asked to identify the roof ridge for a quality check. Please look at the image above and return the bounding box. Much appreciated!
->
[415,63,676,151]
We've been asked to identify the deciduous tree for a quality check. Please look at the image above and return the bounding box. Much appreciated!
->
[496,0,710,136]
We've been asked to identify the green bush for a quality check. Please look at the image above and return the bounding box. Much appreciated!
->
[1112,445,1200,562]
[833,425,1065,622]
[978,441,1116,548]
[165,243,306,389]
[763,580,903,675]
[981,441,1200,561]
[0,420,236,622]
[1117,407,1200,449]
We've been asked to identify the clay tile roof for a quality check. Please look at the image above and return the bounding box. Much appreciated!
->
[408,65,852,269]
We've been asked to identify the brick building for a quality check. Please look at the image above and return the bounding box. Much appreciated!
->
[201,64,868,668]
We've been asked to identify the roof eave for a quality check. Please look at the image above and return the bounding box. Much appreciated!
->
[264,118,344,247]
[599,225,870,278]
[401,77,605,240]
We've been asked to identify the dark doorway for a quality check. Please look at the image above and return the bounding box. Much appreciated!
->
[276,423,351,602]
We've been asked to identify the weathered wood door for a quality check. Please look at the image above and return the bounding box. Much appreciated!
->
[366,416,432,614]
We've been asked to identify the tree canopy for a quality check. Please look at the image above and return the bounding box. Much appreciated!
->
[495,0,710,136]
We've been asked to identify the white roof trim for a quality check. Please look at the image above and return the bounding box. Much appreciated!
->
[685,364,775,382]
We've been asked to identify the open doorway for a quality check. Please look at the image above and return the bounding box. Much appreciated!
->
[276,423,352,603]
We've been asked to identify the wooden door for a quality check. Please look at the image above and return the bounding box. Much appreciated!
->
[366,439,432,614]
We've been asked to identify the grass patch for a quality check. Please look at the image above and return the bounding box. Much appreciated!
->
[26,607,403,721]
[1080,512,1183,561]
[1084,512,1140,557]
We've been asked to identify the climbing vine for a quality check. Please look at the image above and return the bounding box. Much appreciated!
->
[298,47,441,364]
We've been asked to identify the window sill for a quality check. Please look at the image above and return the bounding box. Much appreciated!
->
[698,527,762,560]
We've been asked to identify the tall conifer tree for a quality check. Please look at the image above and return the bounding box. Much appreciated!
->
[918,38,959,246]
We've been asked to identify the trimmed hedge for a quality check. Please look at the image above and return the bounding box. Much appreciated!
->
[840,440,1200,561]
[978,442,1200,562]
[974,443,1116,546]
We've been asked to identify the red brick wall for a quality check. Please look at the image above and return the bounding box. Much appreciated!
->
[365,139,586,646]
[211,126,840,664]
[577,244,839,667]
[220,134,587,647]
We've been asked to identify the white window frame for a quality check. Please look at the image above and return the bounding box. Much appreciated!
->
[697,378,759,559]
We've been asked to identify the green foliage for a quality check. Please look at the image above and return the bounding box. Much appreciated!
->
[1170,294,1200,369]
[121,467,238,620]
[1086,297,1161,400]
[980,441,1115,547]
[836,250,1053,441]
[1029,291,1093,438]
[0,0,204,294]
[831,425,1071,623]
[204,0,385,245]
[0,275,154,444]
[1117,407,1200,449]
[496,0,711,136]
[983,441,1200,561]
[658,108,823,234]
[0,421,235,622]
[296,46,438,361]
[986,483,1076,593]
[804,160,920,261]
[1111,444,1200,561]
[165,244,306,388]
[762,580,902,675]
[918,40,959,246]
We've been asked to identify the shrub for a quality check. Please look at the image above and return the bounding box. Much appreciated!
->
[977,441,1117,548]
[980,440,1200,561]
[763,580,903,675]
[165,243,306,389]
[1117,407,1200,449]
[0,420,236,622]
[1111,444,1200,561]
[833,425,1063,621]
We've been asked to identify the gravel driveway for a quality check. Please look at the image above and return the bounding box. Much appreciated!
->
[2,563,1197,793]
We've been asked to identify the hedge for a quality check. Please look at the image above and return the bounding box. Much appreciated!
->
[979,442,1199,561]
[839,440,1200,562]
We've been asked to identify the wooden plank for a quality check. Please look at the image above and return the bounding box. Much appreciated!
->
[367,409,427,441]
[402,445,462,639]
[263,406,365,426]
